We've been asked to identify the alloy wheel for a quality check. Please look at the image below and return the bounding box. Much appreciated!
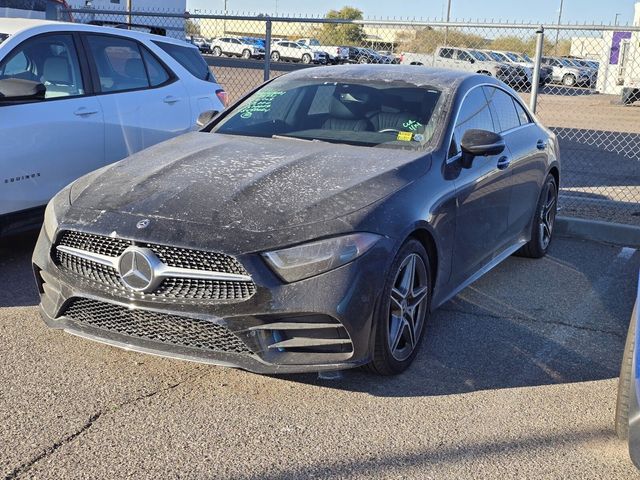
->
[539,180,557,249]
[388,253,429,362]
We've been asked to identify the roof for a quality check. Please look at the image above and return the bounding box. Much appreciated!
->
[0,18,193,48]
[283,64,476,90]
[0,18,57,35]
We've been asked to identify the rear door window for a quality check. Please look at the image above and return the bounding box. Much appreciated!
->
[154,41,216,83]
[86,35,149,93]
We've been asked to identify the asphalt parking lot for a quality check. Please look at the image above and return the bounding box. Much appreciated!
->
[1,233,639,479]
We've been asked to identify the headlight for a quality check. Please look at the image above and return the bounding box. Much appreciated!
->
[43,195,62,240]
[263,233,381,283]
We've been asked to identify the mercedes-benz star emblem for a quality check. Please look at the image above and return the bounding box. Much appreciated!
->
[117,247,157,292]
[136,219,150,229]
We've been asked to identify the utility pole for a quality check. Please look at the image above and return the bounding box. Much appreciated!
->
[554,0,564,55]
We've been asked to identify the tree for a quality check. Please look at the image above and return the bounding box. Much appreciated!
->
[185,19,201,37]
[317,6,365,45]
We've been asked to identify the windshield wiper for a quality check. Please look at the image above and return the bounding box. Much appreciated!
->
[271,135,328,144]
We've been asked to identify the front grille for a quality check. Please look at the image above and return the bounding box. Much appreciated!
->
[155,278,256,301]
[57,230,130,257]
[146,243,248,274]
[53,230,256,302]
[62,298,253,354]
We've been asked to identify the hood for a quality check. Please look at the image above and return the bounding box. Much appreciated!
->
[70,132,428,234]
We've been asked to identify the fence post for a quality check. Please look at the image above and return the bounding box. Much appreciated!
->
[264,18,272,82]
[529,26,545,114]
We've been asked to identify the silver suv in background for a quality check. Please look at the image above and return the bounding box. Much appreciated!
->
[541,56,591,87]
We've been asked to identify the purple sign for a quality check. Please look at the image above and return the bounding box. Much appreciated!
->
[610,31,632,65]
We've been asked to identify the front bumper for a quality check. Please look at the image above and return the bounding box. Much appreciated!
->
[32,227,392,374]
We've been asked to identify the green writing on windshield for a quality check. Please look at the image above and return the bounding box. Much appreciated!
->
[239,91,286,119]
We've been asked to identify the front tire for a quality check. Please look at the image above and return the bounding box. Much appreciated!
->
[301,54,312,64]
[563,74,576,87]
[616,304,637,440]
[518,174,558,258]
[242,49,251,60]
[271,51,280,62]
[212,46,222,57]
[367,239,431,375]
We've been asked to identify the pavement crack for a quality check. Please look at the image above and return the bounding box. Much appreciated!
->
[5,411,102,480]
[440,306,624,339]
[5,370,210,479]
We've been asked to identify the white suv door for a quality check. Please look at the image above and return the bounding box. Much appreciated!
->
[83,34,191,163]
[0,32,104,216]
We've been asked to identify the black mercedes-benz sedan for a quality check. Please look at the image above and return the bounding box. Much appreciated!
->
[33,65,560,375]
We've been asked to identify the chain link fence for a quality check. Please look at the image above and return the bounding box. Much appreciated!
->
[68,8,640,226]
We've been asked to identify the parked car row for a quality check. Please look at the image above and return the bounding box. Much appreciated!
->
[401,47,599,89]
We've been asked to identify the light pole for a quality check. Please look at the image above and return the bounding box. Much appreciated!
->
[223,0,228,35]
[614,13,621,26]
[444,0,452,45]
[127,0,132,26]
[554,0,564,55]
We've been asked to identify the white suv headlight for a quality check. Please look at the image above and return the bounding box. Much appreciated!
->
[263,233,381,283]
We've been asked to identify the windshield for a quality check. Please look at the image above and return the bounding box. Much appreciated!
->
[470,50,488,61]
[521,53,532,62]
[506,52,523,62]
[213,78,443,150]
[560,59,575,67]
[487,52,505,62]
[309,39,321,46]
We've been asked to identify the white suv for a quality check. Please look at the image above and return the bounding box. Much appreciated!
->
[270,41,327,64]
[0,19,227,236]
[211,37,265,59]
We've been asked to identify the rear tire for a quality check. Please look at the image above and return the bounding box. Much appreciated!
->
[367,239,431,376]
[518,174,557,259]
[616,305,637,440]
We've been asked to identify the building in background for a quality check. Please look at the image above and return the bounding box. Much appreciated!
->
[571,1,640,96]
[68,0,186,39]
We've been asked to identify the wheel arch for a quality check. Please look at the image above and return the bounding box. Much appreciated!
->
[406,227,439,294]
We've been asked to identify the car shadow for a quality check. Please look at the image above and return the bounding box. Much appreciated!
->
[0,231,40,307]
[273,239,640,397]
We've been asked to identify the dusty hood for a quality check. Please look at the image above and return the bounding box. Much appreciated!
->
[71,132,429,233]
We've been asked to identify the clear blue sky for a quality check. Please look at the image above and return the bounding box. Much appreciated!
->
[187,0,637,25]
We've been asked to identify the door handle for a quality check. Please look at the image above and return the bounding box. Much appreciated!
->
[497,156,511,170]
[74,107,98,117]
[163,96,180,105]
[536,139,547,150]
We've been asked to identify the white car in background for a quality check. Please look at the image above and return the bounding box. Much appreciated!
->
[295,38,349,64]
[270,41,327,64]
[0,18,227,236]
[211,37,265,59]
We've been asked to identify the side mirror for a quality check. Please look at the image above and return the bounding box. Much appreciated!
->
[0,78,46,102]
[197,109,220,128]
[460,129,505,169]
